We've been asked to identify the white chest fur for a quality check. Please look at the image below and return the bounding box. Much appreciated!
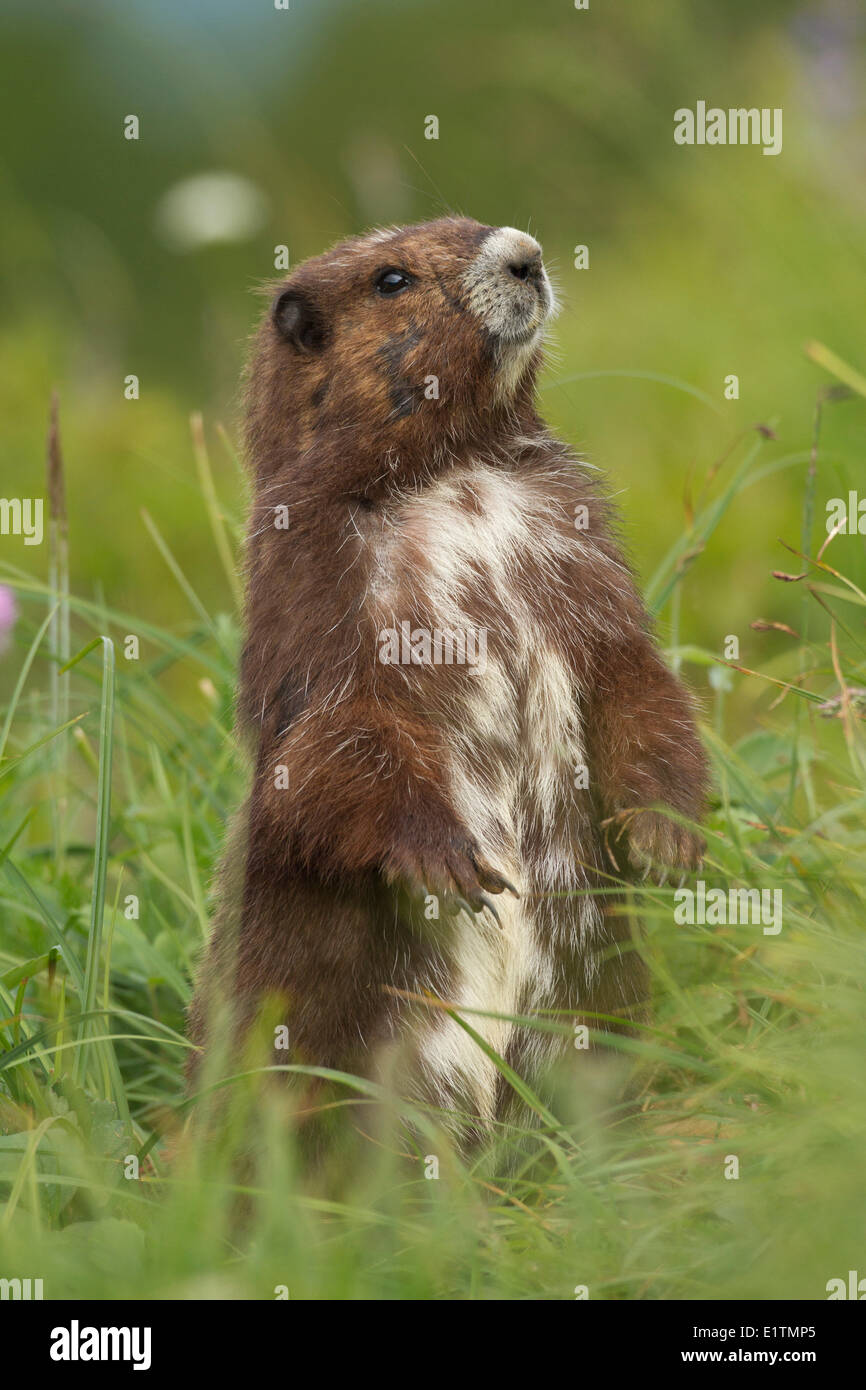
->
[363,463,599,1119]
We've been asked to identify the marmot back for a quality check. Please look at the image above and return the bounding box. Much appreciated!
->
[188,217,708,1137]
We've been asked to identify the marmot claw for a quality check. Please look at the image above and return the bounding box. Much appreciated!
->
[603,807,704,881]
[383,827,517,920]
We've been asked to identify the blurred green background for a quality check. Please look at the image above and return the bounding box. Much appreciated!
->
[1,0,864,708]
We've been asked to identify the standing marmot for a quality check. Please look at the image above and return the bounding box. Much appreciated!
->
[187,217,707,1135]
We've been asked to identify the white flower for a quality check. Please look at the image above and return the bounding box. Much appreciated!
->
[154,172,269,252]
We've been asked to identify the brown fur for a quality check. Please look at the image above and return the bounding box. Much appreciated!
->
[187,217,708,1136]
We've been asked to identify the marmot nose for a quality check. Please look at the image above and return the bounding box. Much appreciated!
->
[507,254,542,282]
[496,229,543,282]
[462,226,553,341]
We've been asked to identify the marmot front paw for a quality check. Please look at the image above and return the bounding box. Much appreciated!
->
[383,827,518,925]
[604,808,704,881]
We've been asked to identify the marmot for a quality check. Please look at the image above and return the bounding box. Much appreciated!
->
[187,217,708,1137]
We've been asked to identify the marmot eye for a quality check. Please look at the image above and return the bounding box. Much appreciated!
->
[375,268,412,296]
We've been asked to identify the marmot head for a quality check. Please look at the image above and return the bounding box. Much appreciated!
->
[247,217,556,483]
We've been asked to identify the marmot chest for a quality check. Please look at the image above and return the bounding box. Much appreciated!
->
[365,465,586,820]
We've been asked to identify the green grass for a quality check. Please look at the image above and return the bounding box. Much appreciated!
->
[0,366,865,1301]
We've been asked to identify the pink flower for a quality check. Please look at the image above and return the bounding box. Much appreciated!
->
[0,586,17,656]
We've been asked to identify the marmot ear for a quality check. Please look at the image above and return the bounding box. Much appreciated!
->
[272,288,328,353]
